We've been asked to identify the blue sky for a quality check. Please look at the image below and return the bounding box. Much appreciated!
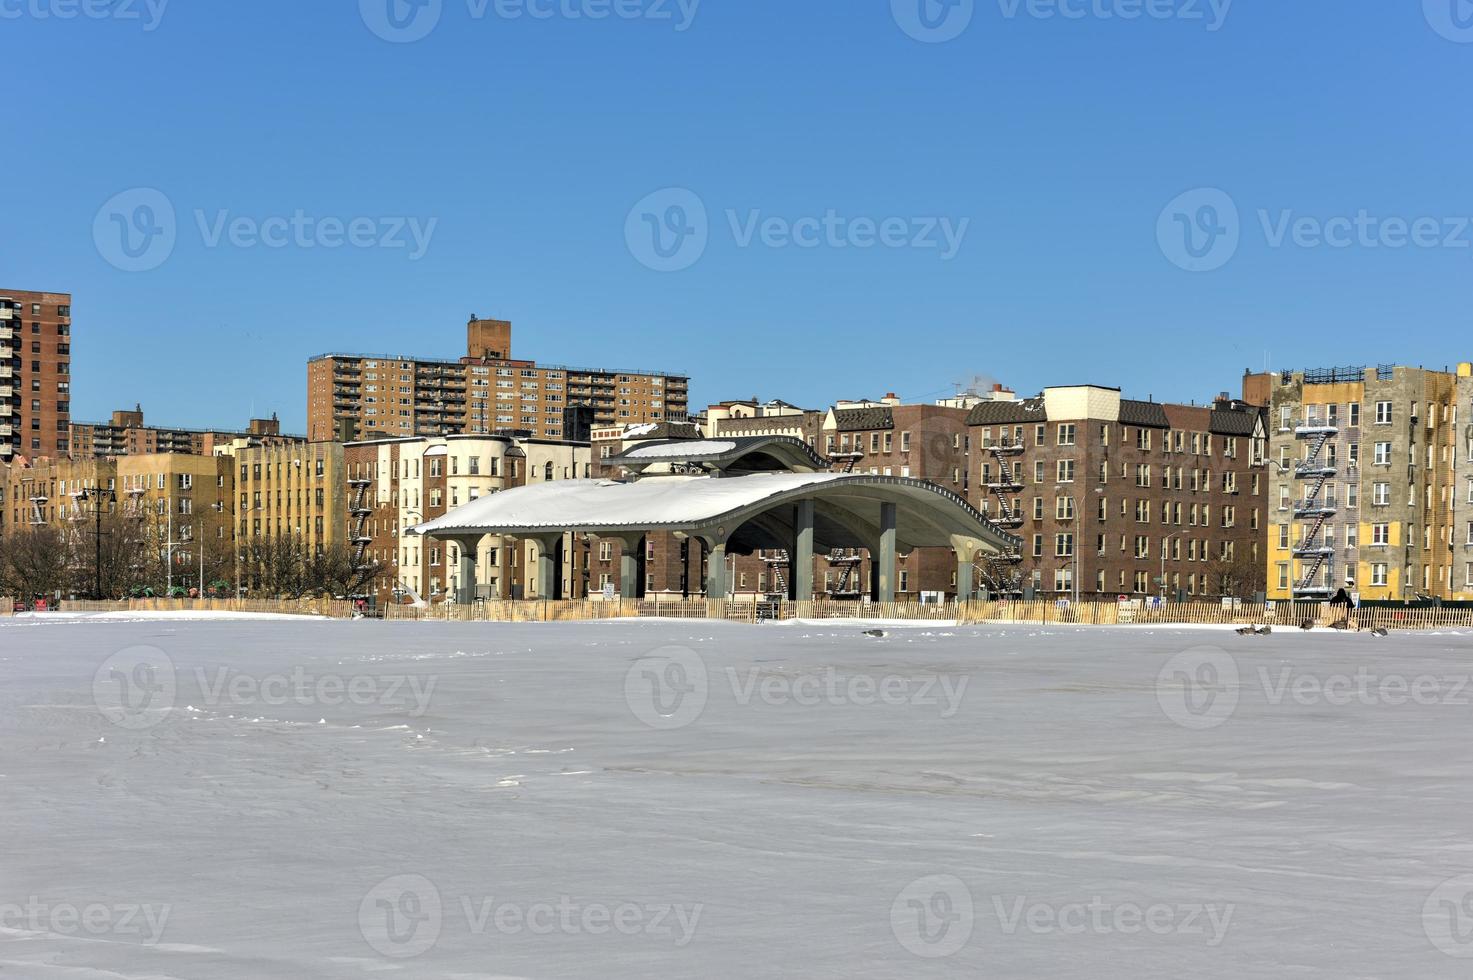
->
[6,0,1473,433]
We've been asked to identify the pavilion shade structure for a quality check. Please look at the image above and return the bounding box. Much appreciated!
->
[410,472,1019,556]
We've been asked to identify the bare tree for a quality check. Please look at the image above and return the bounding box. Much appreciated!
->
[1204,546,1267,601]
[238,534,314,598]
[0,527,73,600]
[307,541,382,599]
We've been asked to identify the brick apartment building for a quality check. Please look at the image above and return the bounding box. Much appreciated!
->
[1455,369,1473,600]
[0,289,72,460]
[70,406,303,458]
[1248,363,1472,602]
[967,385,1268,600]
[588,398,982,601]
[231,441,348,558]
[807,398,975,598]
[344,434,592,605]
[1,452,233,587]
[307,316,689,443]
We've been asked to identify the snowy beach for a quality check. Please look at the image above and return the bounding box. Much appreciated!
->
[2,617,1472,977]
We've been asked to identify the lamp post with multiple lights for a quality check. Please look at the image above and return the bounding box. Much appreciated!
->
[76,487,117,600]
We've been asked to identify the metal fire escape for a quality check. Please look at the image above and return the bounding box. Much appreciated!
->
[823,449,867,597]
[1293,422,1339,597]
[828,549,864,597]
[978,440,1025,596]
[761,549,788,597]
[349,477,374,571]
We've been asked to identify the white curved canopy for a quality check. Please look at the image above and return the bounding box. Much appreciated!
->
[410,473,1019,554]
[414,474,841,533]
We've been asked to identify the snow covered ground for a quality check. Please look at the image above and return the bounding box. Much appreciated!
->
[3,618,1473,978]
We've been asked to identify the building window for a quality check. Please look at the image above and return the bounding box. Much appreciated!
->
[1375,401,1393,425]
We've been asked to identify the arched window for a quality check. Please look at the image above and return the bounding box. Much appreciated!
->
[544,461,554,481]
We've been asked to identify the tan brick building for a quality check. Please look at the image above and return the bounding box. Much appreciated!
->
[0,289,72,460]
[1252,364,1470,602]
[308,316,689,443]
[344,434,592,605]
[230,442,348,555]
[69,406,302,458]
[1,452,233,594]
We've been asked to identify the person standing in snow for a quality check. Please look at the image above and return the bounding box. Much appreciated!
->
[1328,577,1358,630]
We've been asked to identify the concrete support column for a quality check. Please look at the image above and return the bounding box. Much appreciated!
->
[617,534,644,600]
[704,538,728,600]
[793,499,815,602]
[951,536,982,602]
[456,538,478,604]
[532,535,558,600]
[877,502,897,603]
[955,556,973,602]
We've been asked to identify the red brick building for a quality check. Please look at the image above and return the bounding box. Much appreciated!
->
[309,316,689,443]
[966,386,1268,599]
[0,289,72,460]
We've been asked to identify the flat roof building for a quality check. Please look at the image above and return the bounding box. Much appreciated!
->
[308,315,689,443]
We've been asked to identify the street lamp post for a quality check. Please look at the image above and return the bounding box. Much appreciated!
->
[77,487,117,600]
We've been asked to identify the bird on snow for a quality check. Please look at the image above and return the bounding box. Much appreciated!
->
[1300,619,1315,631]
[1235,626,1256,636]
[1256,625,1273,636]
[863,629,888,638]
[1370,627,1390,638]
